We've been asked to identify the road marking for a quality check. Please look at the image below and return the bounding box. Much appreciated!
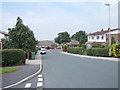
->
[38,74,43,78]
[38,78,43,82]
[2,54,43,89]
[37,82,43,87]
[24,83,31,88]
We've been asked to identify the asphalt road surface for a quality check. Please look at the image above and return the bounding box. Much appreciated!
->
[42,50,118,88]
[10,49,118,89]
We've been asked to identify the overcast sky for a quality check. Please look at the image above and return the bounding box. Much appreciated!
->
[1,0,119,41]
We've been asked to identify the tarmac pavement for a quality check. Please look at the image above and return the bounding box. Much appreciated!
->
[1,52,41,89]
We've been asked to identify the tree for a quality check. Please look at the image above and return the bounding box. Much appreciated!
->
[55,32,71,44]
[1,38,13,49]
[111,37,116,45]
[71,30,87,46]
[8,17,37,59]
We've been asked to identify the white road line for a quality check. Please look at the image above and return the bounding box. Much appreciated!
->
[2,54,43,89]
[38,74,43,78]
[37,82,43,87]
[24,83,31,88]
[38,78,43,82]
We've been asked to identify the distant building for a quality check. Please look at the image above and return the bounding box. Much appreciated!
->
[0,31,9,49]
[86,28,120,48]
[67,40,79,47]
[37,40,57,49]
[0,31,8,40]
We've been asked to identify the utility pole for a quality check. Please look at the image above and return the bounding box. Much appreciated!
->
[105,3,111,56]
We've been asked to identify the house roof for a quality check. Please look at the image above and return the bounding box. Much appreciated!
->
[38,41,57,46]
[0,31,8,35]
[68,40,79,45]
[88,28,120,36]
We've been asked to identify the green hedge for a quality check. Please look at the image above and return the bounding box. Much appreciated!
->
[67,47,85,55]
[111,44,120,57]
[1,49,26,66]
[86,48,109,57]
[92,43,104,48]
[82,44,86,49]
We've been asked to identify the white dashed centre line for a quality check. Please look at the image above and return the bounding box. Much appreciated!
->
[38,74,43,78]
[38,78,43,82]
[24,83,31,88]
[37,82,43,87]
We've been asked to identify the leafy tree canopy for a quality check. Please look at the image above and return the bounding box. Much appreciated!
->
[71,30,87,46]
[55,32,71,44]
[111,37,116,45]
[8,17,36,52]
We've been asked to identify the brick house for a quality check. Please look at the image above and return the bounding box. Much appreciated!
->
[37,40,57,49]
[67,40,79,47]
[86,28,120,48]
[0,31,9,49]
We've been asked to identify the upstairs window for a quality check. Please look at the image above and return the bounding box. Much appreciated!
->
[92,36,94,39]
[97,36,99,39]
[89,36,90,40]
[101,35,104,39]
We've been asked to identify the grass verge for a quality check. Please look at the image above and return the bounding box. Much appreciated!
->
[0,67,20,75]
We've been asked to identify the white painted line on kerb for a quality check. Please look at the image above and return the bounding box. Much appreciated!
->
[38,74,43,78]
[37,82,43,87]
[2,54,42,89]
[24,83,31,88]
[38,78,43,82]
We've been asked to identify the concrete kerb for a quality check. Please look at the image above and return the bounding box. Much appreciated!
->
[62,52,119,62]
[1,54,43,89]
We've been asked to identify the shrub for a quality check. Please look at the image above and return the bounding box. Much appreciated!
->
[82,44,86,49]
[34,48,38,54]
[86,48,109,57]
[67,47,85,55]
[92,43,104,48]
[111,44,120,57]
[1,49,26,66]
[62,44,69,52]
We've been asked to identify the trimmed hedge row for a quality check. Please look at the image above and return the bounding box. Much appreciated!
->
[86,48,109,57]
[67,47,85,55]
[1,49,26,66]
[111,44,120,57]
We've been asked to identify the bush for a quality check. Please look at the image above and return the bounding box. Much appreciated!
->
[92,43,104,48]
[86,48,109,57]
[62,44,69,52]
[111,44,120,57]
[67,47,85,55]
[1,49,26,66]
[82,44,86,49]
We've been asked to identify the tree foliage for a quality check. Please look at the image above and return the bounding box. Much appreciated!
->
[54,32,71,44]
[71,30,87,46]
[1,39,13,49]
[111,37,116,45]
[8,17,36,52]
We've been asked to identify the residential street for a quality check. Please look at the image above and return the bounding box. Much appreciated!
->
[42,50,118,88]
[11,49,118,89]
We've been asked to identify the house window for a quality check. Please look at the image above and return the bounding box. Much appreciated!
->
[89,36,90,40]
[92,36,94,39]
[101,35,104,39]
[97,36,99,39]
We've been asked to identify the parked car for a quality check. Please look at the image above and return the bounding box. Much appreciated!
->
[40,48,46,54]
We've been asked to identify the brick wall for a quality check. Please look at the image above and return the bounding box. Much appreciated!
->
[106,34,120,43]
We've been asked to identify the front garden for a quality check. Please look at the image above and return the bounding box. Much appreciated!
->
[0,67,20,75]
[62,43,120,58]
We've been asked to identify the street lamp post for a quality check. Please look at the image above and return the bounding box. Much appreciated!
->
[105,3,111,56]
